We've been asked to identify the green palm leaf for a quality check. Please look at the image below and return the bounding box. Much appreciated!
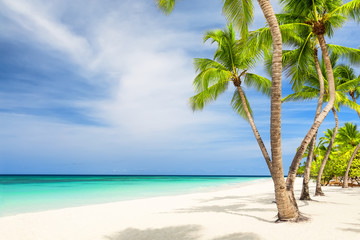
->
[330,0,360,22]
[327,44,360,64]
[336,92,360,112]
[222,0,254,37]
[193,58,230,92]
[189,80,229,111]
[231,88,253,121]
[336,78,360,92]
[282,86,319,102]
[243,73,271,97]
[154,0,176,15]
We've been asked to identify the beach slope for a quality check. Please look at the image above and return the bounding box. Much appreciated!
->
[0,178,359,240]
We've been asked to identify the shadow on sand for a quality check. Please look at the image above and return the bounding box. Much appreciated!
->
[106,225,262,240]
[170,193,279,223]
[339,221,360,233]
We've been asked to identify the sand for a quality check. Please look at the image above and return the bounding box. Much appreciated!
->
[0,178,359,240]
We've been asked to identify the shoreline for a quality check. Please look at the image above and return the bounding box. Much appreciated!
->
[1,178,360,239]
[0,176,270,217]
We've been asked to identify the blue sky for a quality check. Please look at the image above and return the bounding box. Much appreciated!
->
[0,0,359,175]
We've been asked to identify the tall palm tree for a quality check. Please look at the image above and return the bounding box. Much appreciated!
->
[155,0,300,221]
[337,123,360,187]
[279,0,360,195]
[190,24,272,170]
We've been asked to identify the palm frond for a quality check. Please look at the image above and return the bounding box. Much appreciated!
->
[328,44,360,64]
[330,0,360,23]
[231,88,253,121]
[282,86,319,102]
[243,73,271,97]
[334,64,357,81]
[203,29,226,45]
[194,58,228,73]
[337,92,360,112]
[189,80,229,111]
[193,58,231,92]
[282,37,314,91]
[154,0,176,15]
[222,0,254,37]
[336,78,360,92]
[324,14,347,37]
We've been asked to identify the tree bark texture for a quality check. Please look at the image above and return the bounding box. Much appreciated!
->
[300,51,325,200]
[257,0,299,221]
[237,86,272,172]
[315,108,338,196]
[343,142,360,188]
[286,34,336,194]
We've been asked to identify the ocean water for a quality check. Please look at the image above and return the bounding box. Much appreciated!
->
[0,175,268,217]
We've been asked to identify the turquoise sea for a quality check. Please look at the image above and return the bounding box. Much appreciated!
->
[0,175,268,217]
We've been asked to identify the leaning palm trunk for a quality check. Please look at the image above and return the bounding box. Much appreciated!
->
[237,86,272,171]
[257,0,299,221]
[343,142,360,188]
[315,108,338,196]
[300,50,325,200]
[300,136,316,200]
[286,34,336,196]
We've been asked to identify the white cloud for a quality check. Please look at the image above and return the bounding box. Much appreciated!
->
[1,0,92,65]
[1,0,225,140]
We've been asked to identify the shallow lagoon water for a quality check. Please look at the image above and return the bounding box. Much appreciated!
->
[0,175,268,216]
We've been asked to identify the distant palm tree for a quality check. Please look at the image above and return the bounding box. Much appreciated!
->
[190,24,272,170]
[336,66,360,187]
[337,65,360,118]
[337,123,360,187]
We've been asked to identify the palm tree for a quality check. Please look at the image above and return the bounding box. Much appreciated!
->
[337,65,360,117]
[279,0,360,196]
[337,123,360,187]
[283,55,360,195]
[155,0,300,221]
[336,66,360,187]
[190,24,272,170]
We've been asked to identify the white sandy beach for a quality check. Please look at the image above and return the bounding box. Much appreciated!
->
[0,178,359,240]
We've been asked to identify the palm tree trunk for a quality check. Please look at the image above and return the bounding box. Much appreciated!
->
[343,142,360,188]
[286,34,336,195]
[257,0,299,221]
[300,49,325,200]
[300,136,316,200]
[237,86,272,171]
[315,108,338,196]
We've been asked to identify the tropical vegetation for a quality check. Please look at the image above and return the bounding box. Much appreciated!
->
[297,122,360,187]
